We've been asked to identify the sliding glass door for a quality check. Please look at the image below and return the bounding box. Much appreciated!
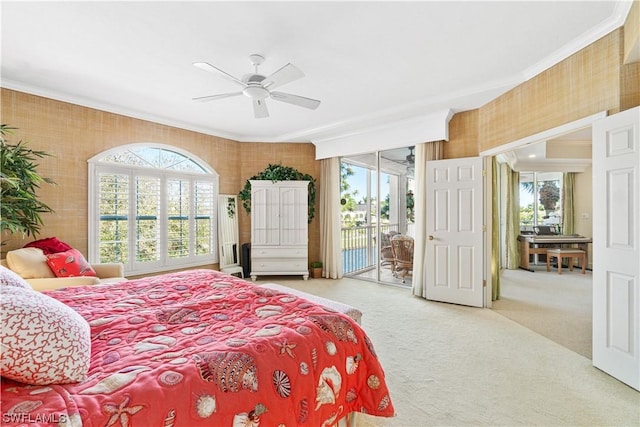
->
[340,147,415,286]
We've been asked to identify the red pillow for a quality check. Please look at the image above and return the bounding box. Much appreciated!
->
[46,249,97,278]
[24,237,73,255]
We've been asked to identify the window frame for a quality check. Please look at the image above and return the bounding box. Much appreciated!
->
[519,171,563,232]
[88,143,219,276]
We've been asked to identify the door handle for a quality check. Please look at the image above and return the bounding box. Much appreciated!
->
[428,235,434,240]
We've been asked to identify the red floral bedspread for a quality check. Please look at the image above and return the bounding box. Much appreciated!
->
[1,269,394,426]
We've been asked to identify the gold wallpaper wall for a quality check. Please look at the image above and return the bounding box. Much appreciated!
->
[447,25,639,155]
[0,89,321,267]
[444,110,479,159]
[624,0,639,64]
[477,30,624,153]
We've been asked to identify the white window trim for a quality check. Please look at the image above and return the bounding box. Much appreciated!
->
[88,144,219,276]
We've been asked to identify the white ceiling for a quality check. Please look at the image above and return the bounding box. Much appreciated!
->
[1,1,632,145]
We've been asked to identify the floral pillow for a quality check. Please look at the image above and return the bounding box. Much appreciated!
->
[0,286,91,385]
[0,265,32,289]
[46,248,96,278]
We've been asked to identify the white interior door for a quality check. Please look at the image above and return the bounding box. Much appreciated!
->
[592,106,640,391]
[425,156,484,307]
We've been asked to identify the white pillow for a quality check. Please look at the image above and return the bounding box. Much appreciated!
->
[0,286,91,385]
[0,265,32,289]
[6,247,56,279]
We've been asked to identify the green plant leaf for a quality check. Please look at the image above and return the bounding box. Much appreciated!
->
[1,124,56,242]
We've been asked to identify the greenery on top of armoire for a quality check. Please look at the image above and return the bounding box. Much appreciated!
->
[238,163,316,223]
[0,124,55,241]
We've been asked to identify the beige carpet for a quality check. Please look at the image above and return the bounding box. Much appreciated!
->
[266,276,640,427]
[493,267,592,359]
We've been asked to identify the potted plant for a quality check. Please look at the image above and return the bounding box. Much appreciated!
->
[0,125,55,243]
[310,261,323,278]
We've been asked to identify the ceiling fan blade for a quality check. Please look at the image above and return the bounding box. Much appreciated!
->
[192,92,243,102]
[262,63,304,89]
[253,98,269,118]
[193,62,246,87]
[270,92,321,110]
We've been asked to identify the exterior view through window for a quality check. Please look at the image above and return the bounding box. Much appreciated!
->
[520,171,563,233]
[88,145,219,276]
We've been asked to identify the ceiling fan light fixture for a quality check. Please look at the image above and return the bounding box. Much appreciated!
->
[243,85,269,100]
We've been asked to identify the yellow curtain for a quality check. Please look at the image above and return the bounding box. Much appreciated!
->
[492,157,501,300]
[562,172,575,235]
[411,140,443,298]
[505,164,520,270]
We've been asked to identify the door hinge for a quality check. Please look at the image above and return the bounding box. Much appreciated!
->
[482,224,487,232]
[483,279,487,288]
[482,169,486,177]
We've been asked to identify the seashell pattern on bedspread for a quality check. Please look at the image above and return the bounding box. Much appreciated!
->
[0,269,394,425]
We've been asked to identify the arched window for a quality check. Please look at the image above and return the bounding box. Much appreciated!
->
[88,144,219,276]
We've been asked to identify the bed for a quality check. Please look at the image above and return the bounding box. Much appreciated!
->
[1,269,394,426]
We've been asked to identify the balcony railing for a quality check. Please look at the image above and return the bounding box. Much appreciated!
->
[341,223,400,275]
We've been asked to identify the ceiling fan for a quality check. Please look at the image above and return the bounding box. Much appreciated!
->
[193,54,321,119]
[406,146,415,164]
[404,146,416,175]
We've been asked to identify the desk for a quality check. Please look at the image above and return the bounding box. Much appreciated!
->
[518,235,592,271]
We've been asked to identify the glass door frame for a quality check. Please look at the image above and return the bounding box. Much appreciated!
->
[340,147,415,286]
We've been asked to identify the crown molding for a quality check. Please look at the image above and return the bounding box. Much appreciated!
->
[511,160,591,173]
[496,140,592,172]
[284,75,517,144]
[0,79,245,142]
[520,0,633,81]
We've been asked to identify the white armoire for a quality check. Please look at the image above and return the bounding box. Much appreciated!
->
[250,180,309,280]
